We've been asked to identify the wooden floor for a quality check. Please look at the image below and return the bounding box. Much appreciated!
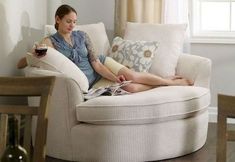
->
[46,123,235,162]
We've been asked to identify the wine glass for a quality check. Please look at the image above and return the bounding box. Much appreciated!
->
[34,42,48,56]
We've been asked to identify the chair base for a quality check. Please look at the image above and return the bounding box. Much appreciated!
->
[66,110,208,162]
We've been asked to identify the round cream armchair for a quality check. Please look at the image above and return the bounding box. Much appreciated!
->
[26,22,211,162]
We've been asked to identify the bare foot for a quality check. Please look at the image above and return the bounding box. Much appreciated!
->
[187,79,194,86]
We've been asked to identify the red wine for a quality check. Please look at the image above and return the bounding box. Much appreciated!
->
[35,48,47,56]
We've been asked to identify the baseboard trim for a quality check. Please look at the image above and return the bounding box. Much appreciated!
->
[208,106,217,123]
[209,106,235,123]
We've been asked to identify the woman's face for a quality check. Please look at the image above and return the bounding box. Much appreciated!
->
[56,11,77,34]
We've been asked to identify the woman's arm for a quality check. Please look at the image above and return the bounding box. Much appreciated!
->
[84,32,125,82]
[17,57,27,69]
[84,32,98,61]
[16,37,54,69]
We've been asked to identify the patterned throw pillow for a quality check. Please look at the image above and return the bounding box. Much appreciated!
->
[109,37,158,72]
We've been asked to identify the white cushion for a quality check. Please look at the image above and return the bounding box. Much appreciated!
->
[26,47,89,93]
[76,86,210,124]
[109,37,158,72]
[124,22,187,77]
[45,22,110,55]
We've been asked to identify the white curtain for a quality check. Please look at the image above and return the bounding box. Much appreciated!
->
[161,0,188,24]
[161,0,190,52]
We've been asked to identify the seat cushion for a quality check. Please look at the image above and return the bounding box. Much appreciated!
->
[76,86,210,124]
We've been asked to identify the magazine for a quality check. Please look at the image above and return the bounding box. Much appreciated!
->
[84,80,132,100]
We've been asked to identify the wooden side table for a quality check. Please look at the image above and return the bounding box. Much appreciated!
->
[0,76,55,162]
[217,94,235,162]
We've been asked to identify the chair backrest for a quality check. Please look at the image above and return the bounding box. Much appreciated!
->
[124,22,187,77]
[44,22,110,55]
[0,76,55,162]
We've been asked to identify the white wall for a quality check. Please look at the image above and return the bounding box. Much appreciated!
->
[0,0,115,75]
[0,0,47,76]
[0,0,47,104]
[61,0,115,41]
[47,0,62,25]
[191,44,235,107]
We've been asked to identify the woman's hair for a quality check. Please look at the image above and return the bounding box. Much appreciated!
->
[54,4,77,30]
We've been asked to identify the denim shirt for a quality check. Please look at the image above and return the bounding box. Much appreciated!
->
[50,30,106,88]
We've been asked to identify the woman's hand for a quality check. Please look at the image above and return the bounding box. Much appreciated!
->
[116,75,126,83]
[32,43,48,58]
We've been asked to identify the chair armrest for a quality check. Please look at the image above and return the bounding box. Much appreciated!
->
[25,67,85,154]
[176,53,212,88]
[24,66,66,77]
[24,66,85,95]
[24,67,84,126]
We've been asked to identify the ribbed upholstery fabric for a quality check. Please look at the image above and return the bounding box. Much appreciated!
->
[176,54,212,88]
[26,67,83,161]
[76,86,210,124]
[71,111,208,162]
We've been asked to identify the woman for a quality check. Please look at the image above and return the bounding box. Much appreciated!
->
[17,4,193,93]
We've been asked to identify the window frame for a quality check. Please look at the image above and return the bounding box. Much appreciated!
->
[190,0,235,44]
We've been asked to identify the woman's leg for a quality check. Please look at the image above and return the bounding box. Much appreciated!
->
[118,67,193,86]
[122,83,154,93]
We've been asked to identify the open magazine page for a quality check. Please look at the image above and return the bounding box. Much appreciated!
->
[84,80,132,100]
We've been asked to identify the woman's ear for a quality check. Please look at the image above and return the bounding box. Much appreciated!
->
[55,16,60,24]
